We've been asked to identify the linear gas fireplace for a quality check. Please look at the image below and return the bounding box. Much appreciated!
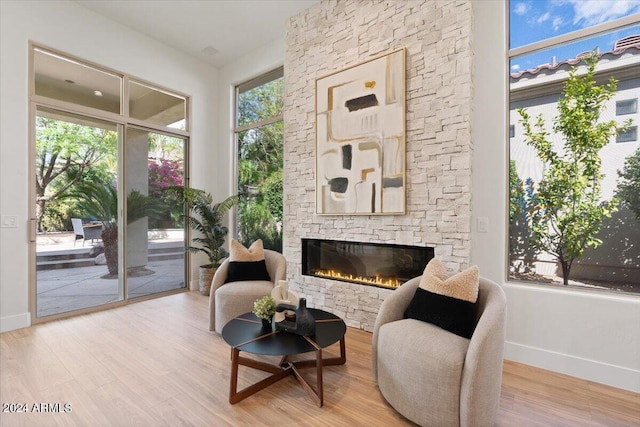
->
[302,238,434,290]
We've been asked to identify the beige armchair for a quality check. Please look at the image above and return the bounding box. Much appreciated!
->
[372,276,507,427]
[208,249,287,333]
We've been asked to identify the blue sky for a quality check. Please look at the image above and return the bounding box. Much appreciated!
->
[510,0,640,72]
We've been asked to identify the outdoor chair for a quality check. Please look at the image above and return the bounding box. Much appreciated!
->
[71,218,103,246]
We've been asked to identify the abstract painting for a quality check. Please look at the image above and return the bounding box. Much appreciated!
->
[316,48,406,215]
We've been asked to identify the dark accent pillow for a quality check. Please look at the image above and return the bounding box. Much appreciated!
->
[225,260,271,284]
[404,287,478,339]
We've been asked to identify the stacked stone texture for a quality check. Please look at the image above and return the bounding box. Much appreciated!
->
[283,0,474,331]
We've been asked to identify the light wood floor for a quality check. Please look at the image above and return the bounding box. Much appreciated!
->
[1,292,638,427]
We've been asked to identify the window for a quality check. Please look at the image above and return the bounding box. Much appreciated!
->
[617,99,637,115]
[617,126,638,143]
[234,68,284,252]
[508,3,640,295]
[33,48,121,114]
[129,80,187,129]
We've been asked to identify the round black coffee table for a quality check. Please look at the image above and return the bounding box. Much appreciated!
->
[221,308,347,407]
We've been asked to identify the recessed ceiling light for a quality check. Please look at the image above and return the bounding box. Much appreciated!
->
[94,90,103,97]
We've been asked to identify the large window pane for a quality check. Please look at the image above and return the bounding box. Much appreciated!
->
[125,128,186,299]
[35,107,120,317]
[235,69,284,252]
[508,4,640,294]
[237,122,284,251]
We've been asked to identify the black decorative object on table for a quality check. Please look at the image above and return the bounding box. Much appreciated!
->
[275,298,316,336]
[261,316,273,331]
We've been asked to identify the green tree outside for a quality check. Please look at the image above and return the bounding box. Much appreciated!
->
[616,147,640,220]
[517,53,632,286]
[509,161,539,276]
[35,116,117,231]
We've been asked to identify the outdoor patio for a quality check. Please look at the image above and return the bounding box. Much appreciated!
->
[36,231,186,317]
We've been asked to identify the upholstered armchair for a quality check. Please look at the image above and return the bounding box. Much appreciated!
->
[208,249,287,334]
[372,276,507,427]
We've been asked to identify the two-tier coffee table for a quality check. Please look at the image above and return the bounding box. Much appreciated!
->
[221,308,346,407]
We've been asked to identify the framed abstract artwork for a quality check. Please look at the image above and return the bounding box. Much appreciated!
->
[316,47,406,215]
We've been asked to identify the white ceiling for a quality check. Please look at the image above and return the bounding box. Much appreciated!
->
[74,0,317,68]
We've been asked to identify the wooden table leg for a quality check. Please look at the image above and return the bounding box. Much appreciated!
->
[279,355,289,367]
[229,347,239,403]
[293,336,346,368]
[316,347,323,406]
[288,338,326,407]
[227,333,346,407]
[229,349,294,404]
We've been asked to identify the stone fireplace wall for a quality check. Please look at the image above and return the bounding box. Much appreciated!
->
[283,0,474,331]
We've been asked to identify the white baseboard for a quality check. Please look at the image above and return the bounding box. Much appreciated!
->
[0,312,31,333]
[505,341,640,393]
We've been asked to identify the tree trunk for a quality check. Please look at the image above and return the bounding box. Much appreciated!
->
[560,258,571,286]
[102,226,118,277]
[35,199,45,233]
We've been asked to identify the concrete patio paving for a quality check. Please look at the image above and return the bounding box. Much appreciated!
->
[36,231,186,317]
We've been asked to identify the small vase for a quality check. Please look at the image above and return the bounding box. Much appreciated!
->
[295,298,316,337]
[261,317,273,330]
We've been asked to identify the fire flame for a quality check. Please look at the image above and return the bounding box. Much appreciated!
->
[314,269,401,289]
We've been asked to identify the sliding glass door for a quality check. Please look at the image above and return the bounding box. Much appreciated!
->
[31,45,189,320]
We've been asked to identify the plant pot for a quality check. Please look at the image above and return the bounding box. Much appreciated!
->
[199,265,216,296]
[261,316,273,331]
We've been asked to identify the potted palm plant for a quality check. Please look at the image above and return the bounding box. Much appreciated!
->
[170,187,237,295]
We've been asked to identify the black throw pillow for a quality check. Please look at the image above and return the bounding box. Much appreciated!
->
[225,260,271,284]
[404,287,478,339]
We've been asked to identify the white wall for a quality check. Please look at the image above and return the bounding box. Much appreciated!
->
[0,0,219,331]
[471,1,640,392]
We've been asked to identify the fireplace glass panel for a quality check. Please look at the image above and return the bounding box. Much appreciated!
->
[302,239,434,289]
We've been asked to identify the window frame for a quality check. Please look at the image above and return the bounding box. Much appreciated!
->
[616,125,638,143]
[616,99,638,116]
